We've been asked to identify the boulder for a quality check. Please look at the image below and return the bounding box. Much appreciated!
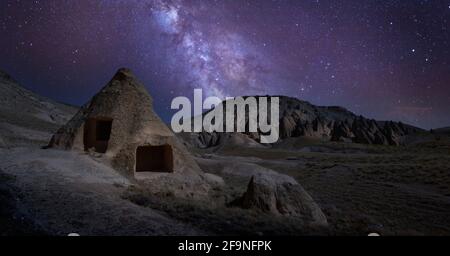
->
[232,172,328,227]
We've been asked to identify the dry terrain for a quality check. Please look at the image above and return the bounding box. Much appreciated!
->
[1,69,449,236]
[195,135,450,235]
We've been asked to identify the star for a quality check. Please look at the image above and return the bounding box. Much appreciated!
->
[0,1,449,129]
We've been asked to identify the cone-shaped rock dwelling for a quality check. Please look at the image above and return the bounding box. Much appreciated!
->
[48,68,201,178]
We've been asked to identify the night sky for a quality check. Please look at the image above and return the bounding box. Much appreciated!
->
[1,0,449,129]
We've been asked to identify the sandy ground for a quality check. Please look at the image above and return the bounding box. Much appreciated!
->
[0,147,205,235]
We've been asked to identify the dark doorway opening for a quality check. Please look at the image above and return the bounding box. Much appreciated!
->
[135,145,174,173]
[84,117,113,153]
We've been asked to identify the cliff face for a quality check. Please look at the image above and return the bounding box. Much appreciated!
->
[182,96,423,148]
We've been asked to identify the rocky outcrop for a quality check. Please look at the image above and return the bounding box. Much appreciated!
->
[184,96,422,147]
[231,172,328,226]
[179,132,265,151]
[193,132,225,149]
[275,99,422,145]
[48,68,203,179]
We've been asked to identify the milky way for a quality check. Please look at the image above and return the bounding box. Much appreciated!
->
[148,0,271,98]
[1,0,449,129]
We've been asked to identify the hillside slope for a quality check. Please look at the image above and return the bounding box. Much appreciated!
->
[0,70,77,147]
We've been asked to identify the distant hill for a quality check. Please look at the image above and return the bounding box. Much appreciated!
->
[181,96,424,148]
[0,70,78,146]
[434,127,450,135]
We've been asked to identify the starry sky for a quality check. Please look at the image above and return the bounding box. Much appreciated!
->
[1,0,449,129]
